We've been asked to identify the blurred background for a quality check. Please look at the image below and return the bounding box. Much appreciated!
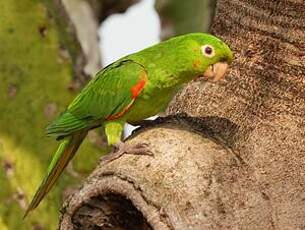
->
[0,0,214,229]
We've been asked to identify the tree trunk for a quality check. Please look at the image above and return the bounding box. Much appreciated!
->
[0,1,137,229]
[59,0,305,229]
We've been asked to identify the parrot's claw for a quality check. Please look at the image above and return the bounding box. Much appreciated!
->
[100,142,153,164]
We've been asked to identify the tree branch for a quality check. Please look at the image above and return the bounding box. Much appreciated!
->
[59,116,246,229]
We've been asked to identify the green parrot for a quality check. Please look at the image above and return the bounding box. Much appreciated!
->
[24,33,233,217]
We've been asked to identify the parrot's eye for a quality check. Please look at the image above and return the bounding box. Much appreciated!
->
[201,45,215,58]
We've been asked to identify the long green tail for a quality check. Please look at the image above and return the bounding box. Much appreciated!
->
[23,131,87,218]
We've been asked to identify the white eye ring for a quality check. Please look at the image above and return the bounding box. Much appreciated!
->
[201,45,215,58]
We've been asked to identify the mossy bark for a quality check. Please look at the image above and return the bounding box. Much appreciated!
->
[0,1,103,229]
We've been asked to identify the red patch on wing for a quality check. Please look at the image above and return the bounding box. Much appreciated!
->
[106,71,147,120]
[131,74,147,99]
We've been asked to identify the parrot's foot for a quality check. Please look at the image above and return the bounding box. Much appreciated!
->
[101,142,153,164]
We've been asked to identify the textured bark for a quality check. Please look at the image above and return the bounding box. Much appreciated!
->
[60,0,305,229]
[60,115,243,230]
[168,0,305,228]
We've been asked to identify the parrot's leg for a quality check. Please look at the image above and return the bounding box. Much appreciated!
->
[102,120,153,164]
[100,141,153,164]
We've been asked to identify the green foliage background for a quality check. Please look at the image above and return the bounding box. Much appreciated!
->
[0,1,102,229]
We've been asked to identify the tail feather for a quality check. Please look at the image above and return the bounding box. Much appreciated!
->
[23,131,87,218]
[46,112,88,138]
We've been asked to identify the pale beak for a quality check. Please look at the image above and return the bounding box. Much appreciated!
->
[203,62,229,82]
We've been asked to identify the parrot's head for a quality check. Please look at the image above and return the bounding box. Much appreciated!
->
[174,33,233,82]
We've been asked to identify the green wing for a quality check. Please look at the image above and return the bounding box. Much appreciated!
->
[46,60,147,138]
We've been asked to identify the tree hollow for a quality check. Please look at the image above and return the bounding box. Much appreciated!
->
[60,117,243,229]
